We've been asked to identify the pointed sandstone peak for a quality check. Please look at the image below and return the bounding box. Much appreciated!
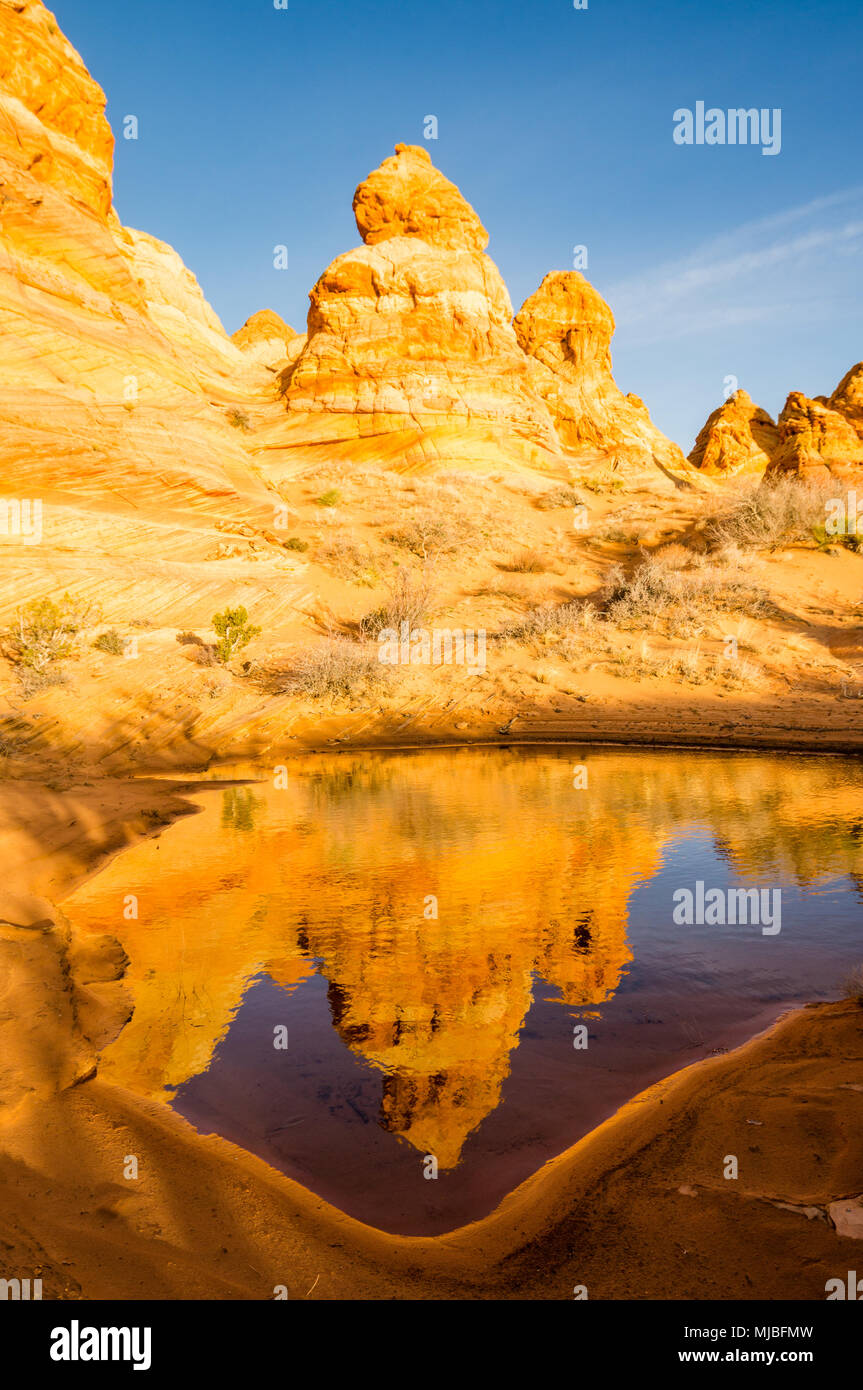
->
[688,389,779,476]
[514,271,615,375]
[352,142,489,251]
[829,361,863,435]
[513,271,693,487]
[232,309,301,369]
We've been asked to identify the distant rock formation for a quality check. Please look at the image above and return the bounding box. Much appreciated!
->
[233,310,302,371]
[770,391,863,478]
[687,390,779,476]
[689,367,863,480]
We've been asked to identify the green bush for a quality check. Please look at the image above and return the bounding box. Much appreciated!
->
[93,629,126,656]
[316,488,342,507]
[7,594,93,671]
[212,605,261,663]
[284,537,309,552]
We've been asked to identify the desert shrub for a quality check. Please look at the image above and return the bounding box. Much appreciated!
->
[316,488,342,507]
[176,630,203,645]
[93,629,126,656]
[360,569,435,638]
[317,534,379,585]
[603,551,767,636]
[6,594,94,671]
[212,606,261,663]
[283,536,309,552]
[387,506,476,559]
[278,638,387,699]
[843,964,863,1005]
[227,408,251,431]
[707,477,837,551]
[17,666,68,699]
[502,549,548,574]
[535,486,583,510]
[503,599,597,642]
[811,523,863,554]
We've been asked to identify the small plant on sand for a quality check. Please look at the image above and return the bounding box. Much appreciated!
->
[359,568,435,638]
[93,629,126,656]
[387,507,476,559]
[502,549,548,574]
[707,477,838,551]
[535,486,583,510]
[316,488,342,507]
[317,534,380,586]
[503,599,597,642]
[603,550,767,637]
[283,536,309,552]
[211,605,261,663]
[226,407,251,431]
[6,593,94,672]
[279,638,387,699]
[176,630,203,645]
[843,964,863,1005]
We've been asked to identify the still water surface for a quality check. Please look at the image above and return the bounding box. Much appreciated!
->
[62,747,863,1233]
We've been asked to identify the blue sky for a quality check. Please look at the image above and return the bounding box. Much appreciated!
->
[52,0,862,449]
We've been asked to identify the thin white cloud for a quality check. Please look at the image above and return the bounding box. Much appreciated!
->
[606,189,863,346]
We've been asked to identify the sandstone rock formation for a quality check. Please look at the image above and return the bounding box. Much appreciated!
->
[828,362,863,435]
[687,389,779,476]
[0,0,305,636]
[232,309,303,371]
[514,271,692,485]
[769,390,863,478]
[276,143,691,488]
[689,367,863,480]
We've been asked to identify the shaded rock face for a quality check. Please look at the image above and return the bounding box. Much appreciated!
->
[688,390,780,476]
[280,144,690,485]
[770,391,863,478]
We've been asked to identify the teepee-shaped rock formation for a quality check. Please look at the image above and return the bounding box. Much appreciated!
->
[274,143,691,488]
[514,271,691,484]
[687,389,779,476]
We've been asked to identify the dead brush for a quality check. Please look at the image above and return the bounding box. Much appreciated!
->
[706,476,839,551]
[277,638,387,700]
[603,549,768,637]
[501,549,548,574]
[359,568,435,638]
[316,533,380,586]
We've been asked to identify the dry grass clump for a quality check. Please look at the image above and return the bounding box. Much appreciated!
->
[706,477,838,551]
[387,506,477,559]
[502,549,548,574]
[277,638,387,700]
[316,533,380,586]
[612,641,764,688]
[603,549,767,637]
[535,485,583,510]
[360,569,435,638]
[503,599,599,642]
